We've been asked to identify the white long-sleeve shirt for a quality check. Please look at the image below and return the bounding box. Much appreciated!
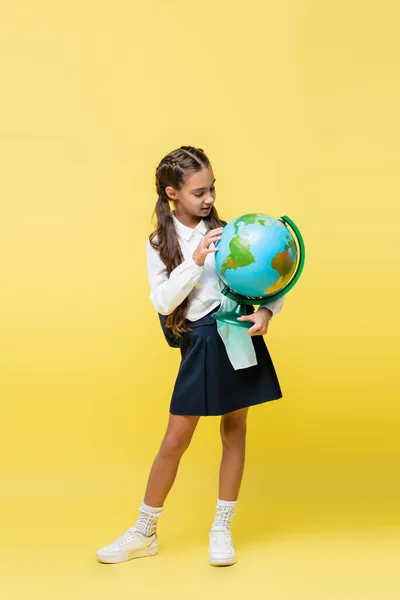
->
[145,213,284,322]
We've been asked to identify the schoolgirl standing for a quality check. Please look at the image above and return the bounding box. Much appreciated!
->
[96,146,284,567]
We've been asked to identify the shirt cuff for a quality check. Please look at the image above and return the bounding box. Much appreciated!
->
[258,305,274,318]
[186,253,204,271]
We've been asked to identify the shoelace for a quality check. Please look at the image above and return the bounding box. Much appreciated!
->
[210,528,233,548]
[109,527,142,548]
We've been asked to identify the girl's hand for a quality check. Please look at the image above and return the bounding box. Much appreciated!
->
[236,307,273,336]
[192,227,224,266]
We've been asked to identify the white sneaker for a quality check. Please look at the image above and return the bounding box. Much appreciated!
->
[96,526,158,564]
[208,527,237,566]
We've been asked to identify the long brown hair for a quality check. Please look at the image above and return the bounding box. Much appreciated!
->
[149,145,225,337]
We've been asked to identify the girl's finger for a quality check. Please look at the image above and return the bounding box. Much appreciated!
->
[248,325,261,335]
[203,238,221,249]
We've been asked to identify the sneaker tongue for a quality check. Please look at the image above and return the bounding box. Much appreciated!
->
[129,527,141,534]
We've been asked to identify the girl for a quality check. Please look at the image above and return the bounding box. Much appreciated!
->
[96,146,284,567]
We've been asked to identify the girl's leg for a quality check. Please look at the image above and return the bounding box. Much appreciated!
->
[143,413,200,507]
[96,413,201,562]
[208,407,249,566]
[218,407,249,501]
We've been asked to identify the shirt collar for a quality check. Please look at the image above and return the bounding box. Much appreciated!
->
[172,212,207,241]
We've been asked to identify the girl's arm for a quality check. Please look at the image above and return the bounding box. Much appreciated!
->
[257,295,285,318]
[146,240,204,315]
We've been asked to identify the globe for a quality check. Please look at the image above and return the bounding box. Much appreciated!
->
[214,213,302,302]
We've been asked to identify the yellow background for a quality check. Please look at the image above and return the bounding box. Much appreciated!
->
[1,1,398,598]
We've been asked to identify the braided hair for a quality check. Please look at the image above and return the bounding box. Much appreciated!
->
[149,146,225,337]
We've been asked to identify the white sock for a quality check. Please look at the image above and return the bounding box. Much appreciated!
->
[211,499,237,531]
[133,501,163,537]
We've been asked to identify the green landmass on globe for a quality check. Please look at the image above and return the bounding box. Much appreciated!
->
[233,213,270,234]
[220,213,297,293]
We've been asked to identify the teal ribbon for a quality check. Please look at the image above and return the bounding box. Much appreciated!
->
[214,295,258,370]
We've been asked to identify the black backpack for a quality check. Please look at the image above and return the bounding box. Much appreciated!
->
[158,314,180,348]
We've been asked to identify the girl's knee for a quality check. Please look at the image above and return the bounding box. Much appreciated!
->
[160,432,192,457]
[159,414,199,458]
[220,412,248,447]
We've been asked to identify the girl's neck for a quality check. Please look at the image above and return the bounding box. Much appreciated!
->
[172,209,201,230]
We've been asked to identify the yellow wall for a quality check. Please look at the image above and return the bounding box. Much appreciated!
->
[1,0,398,537]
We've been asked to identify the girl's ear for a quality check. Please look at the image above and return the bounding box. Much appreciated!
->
[165,186,178,201]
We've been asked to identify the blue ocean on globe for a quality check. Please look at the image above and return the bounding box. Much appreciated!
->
[214,213,298,298]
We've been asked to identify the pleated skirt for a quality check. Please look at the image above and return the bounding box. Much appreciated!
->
[169,305,283,416]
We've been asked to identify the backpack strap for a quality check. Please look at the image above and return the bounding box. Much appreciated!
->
[158,314,180,348]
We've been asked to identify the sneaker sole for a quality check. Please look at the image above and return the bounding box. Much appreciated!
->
[96,545,158,564]
[209,555,236,567]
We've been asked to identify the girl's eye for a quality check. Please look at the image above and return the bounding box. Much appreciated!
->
[195,186,215,198]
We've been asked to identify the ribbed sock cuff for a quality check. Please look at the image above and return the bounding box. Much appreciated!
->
[217,499,237,508]
[139,501,164,515]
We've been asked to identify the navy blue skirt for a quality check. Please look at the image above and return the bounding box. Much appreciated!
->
[169,305,283,416]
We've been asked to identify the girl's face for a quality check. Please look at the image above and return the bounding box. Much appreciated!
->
[166,167,216,222]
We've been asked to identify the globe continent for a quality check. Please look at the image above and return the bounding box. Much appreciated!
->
[215,213,297,298]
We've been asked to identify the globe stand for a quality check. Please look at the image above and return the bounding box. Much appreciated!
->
[213,301,253,329]
[212,214,306,328]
